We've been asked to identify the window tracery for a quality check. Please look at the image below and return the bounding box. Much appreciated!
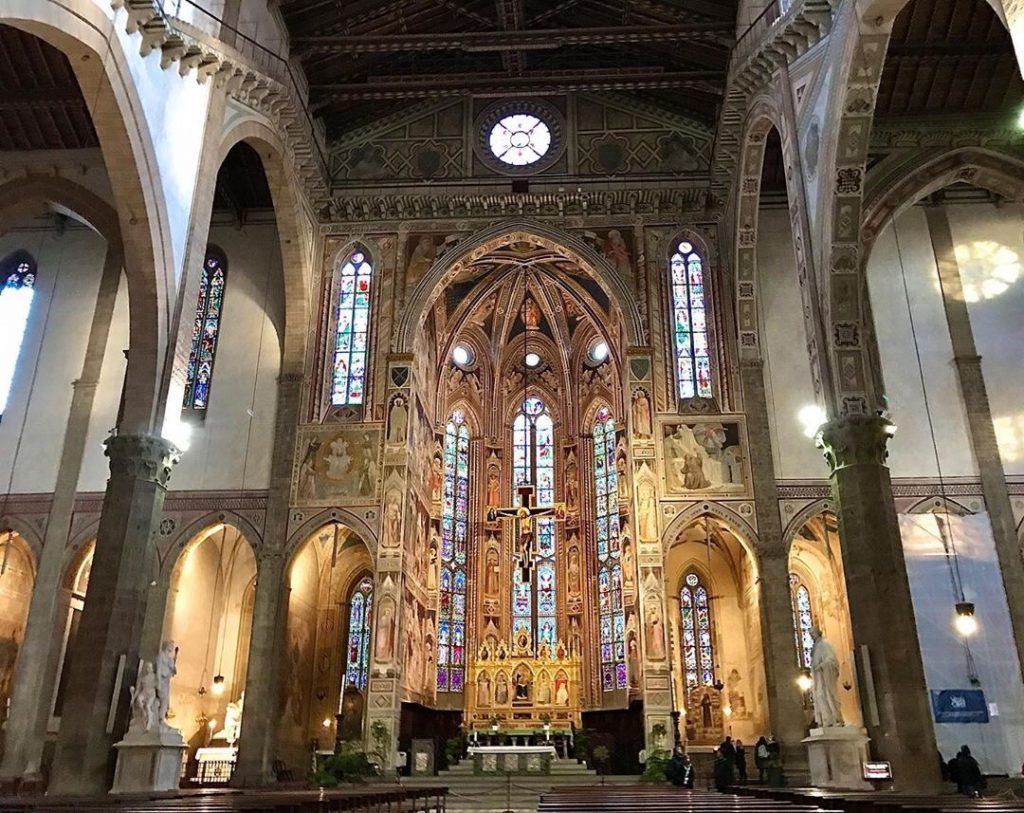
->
[343,575,374,691]
[183,249,227,411]
[332,247,374,406]
[669,241,712,400]
[790,574,815,669]
[679,571,715,688]
[594,406,626,691]
[512,397,557,648]
[438,410,469,692]
[0,251,37,418]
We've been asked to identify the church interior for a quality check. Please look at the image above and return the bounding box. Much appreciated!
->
[1,0,1024,802]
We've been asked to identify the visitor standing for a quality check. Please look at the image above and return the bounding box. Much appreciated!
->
[955,745,985,798]
[754,736,769,782]
[735,739,748,783]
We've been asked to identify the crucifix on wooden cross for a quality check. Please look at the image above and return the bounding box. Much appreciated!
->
[487,484,566,583]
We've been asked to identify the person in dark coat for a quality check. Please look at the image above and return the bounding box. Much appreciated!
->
[666,748,695,788]
[955,745,985,798]
[755,736,770,782]
[735,740,748,783]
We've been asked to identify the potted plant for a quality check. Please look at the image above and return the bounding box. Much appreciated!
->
[592,744,610,784]
[369,720,390,773]
[650,722,667,750]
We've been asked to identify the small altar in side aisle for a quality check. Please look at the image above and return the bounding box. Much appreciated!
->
[463,633,582,775]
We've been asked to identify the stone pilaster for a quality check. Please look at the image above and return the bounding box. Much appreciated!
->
[0,248,122,785]
[816,416,940,791]
[738,360,806,761]
[232,371,305,786]
[48,434,180,796]
[925,206,1024,688]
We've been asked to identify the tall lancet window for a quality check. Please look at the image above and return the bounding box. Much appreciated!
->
[790,574,814,669]
[332,246,374,406]
[438,410,469,692]
[183,249,227,411]
[669,241,712,400]
[343,575,374,691]
[512,397,557,647]
[0,251,36,418]
[594,406,626,691]
[679,571,715,688]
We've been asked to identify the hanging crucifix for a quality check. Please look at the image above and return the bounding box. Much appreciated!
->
[488,484,566,584]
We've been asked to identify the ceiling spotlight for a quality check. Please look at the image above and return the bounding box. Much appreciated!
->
[590,341,609,363]
[452,344,472,366]
[524,352,541,368]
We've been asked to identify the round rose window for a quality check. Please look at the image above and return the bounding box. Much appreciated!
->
[488,113,552,166]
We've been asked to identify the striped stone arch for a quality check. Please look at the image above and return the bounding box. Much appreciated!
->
[734,93,834,401]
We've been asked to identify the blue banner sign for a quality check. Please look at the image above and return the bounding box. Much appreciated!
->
[931,689,989,724]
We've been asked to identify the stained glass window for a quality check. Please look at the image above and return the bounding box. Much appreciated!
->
[343,575,374,691]
[790,574,815,669]
[512,397,557,647]
[332,247,374,406]
[670,241,712,400]
[0,252,36,418]
[438,410,470,692]
[679,571,715,689]
[594,407,626,691]
[181,249,227,411]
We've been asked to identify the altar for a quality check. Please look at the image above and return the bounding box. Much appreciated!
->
[467,745,557,776]
[463,634,582,740]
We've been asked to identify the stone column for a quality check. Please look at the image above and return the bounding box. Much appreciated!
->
[925,206,1024,683]
[232,371,305,786]
[230,552,287,785]
[48,434,180,796]
[0,248,123,785]
[739,359,807,761]
[817,416,940,791]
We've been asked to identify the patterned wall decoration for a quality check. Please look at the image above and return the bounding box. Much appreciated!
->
[292,425,383,505]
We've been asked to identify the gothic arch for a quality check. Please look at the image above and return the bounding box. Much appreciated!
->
[0,518,42,567]
[782,499,835,553]
[283,508,379,563]
[906,496,974,516]
[862,148,1024,256]
[0,175,120,245]
[395,220,645,352]
[662,501,761,567]
[0,0,175,433]
[162,512,264,583]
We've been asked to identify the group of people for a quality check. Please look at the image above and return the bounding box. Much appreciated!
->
[941,745,986,798]
[666,734,783,791]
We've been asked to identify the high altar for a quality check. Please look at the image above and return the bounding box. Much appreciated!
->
[464,631,582,739]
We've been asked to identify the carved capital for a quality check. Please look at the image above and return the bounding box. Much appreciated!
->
[105,433,180,487]
[815,415,895,474]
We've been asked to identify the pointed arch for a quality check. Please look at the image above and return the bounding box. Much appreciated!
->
[395,220,644,352]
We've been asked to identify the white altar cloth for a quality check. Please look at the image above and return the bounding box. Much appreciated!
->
[468,745,557,757]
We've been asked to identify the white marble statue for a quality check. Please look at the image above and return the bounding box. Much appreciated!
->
[155,640,177,726]
[129,662,159,732]
[213,691,244,745]
[810,627,844,728]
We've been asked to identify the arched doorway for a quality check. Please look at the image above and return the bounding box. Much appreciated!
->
[280,522,373,767]
[665,515,767,745]
[162,523,257,764]
[50,541,93,729]
[0,531,35,735]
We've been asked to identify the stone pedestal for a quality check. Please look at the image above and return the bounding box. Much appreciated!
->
[803,726,872,790]
[110,725,186,794]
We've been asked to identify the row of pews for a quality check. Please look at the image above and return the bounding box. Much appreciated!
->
[737,785,1024,813]
[0,787,447,813]
[538,785,845,813]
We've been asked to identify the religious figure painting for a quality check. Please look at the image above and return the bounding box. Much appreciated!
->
[581,227,633,278]
[659,418,748,497]
[292,425,383,505]
[404,233,462,292]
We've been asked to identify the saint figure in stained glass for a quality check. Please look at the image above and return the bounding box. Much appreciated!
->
[343,576,374,691]
[790,574,815,669]
[680,571,716,689]
[183,249,228,411]
[332,247,374,406]
[0,251,36,418]
[669,241,712,400]
[594,406,626,690]
[438,410,470,692]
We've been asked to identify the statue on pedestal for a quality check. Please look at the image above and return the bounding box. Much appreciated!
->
[129,662,159,732]
[155,640,177,726]
[810,627,844,728]
[212,691,244,746]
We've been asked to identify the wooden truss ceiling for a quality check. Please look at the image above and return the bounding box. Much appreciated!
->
[278,0,737,138]
[0,25,98,151]
[876,0,1024,118]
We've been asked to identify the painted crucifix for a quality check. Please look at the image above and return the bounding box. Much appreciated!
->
[488,484,566,583]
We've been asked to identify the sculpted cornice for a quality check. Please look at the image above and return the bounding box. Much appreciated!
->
[109,0,330,208]
[321,188,711,226]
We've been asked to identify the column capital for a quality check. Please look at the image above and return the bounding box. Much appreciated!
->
[815,415,896,474]
[104,433,180,487]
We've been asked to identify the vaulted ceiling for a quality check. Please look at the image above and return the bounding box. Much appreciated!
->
[277,0,738,138]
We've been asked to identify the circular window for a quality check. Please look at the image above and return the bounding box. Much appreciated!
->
[588,340,610,364]
[489,114,551,167]
[524,352,542,368]
[452,344,474,368]
[475,100,565,175]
